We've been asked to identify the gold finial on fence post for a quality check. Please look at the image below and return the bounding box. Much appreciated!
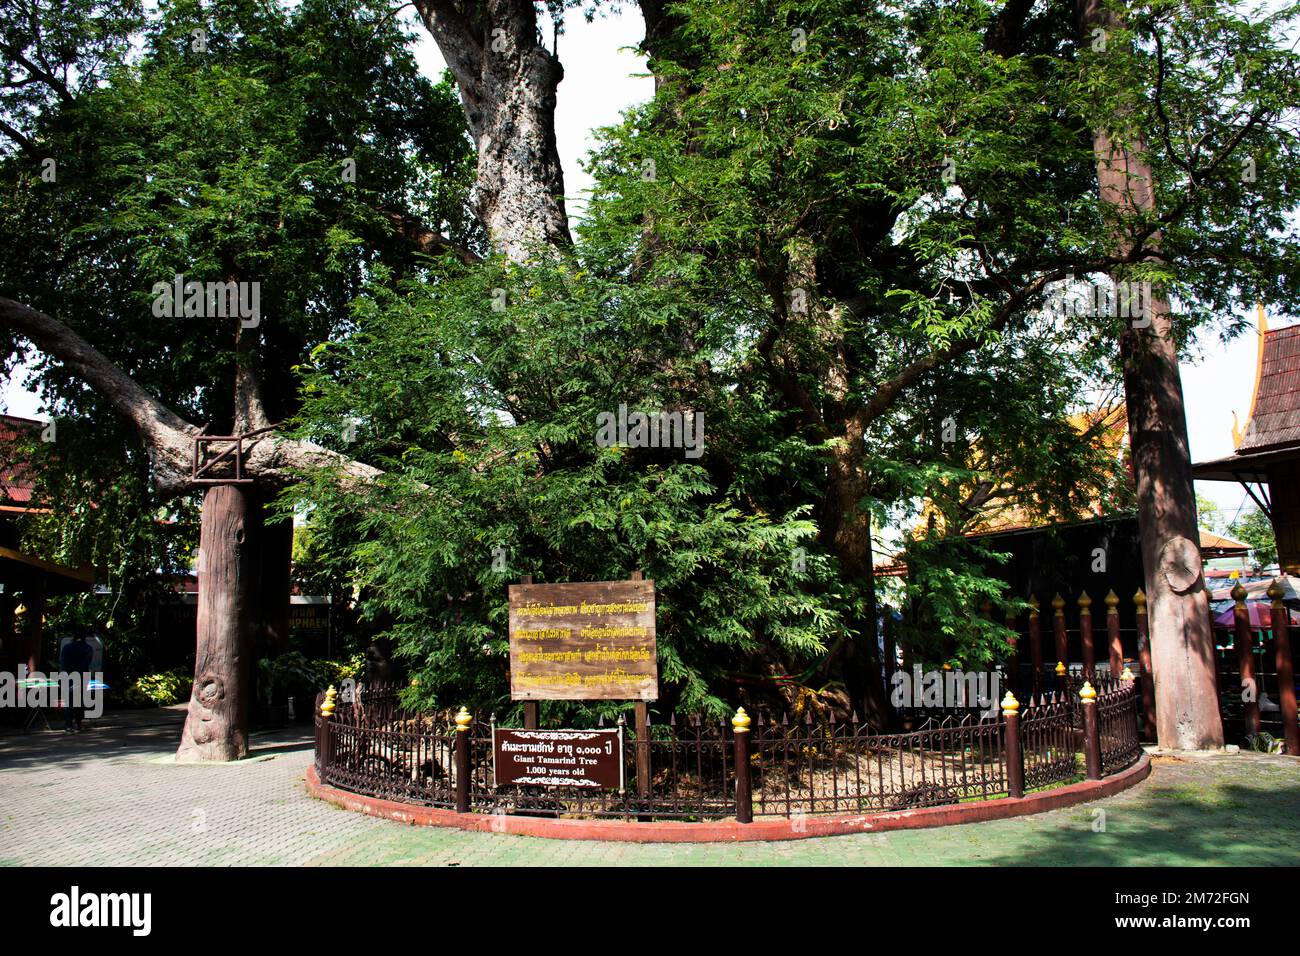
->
[320,685,337,718]
[455,707,473,732]
[1052,593,1065,617]
[1000,691,1019,716]
[1105,590,1119,614]
[1120,665,1135,681]
[731,706,751,732]
[1231,582,1248,607]
[1079,681,1096,702]
[1055,661,1067,676]
[1134,588,1147,613]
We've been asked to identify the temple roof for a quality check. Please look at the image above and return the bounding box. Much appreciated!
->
[1235,323,1300,454]
[1194,315,1300,481]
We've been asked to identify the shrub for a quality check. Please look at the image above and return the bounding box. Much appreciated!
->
[123,668,192,707]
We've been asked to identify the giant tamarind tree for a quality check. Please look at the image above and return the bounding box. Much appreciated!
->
[3,0,1298,752]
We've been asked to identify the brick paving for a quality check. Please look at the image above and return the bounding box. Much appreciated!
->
[2,710,1298,866]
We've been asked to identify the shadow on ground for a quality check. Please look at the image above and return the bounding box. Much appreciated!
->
[0,706,312,771]
[968,755,1300,867]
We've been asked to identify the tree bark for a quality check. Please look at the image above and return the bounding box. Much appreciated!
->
[413,0,571,261]
[1078,0,1222,749]
[176,485,257,762]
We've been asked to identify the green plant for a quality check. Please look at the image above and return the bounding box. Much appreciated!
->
[122,668,192,707]
[311,653,366,690]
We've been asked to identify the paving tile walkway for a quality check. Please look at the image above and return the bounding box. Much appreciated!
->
[2,710,1298,866]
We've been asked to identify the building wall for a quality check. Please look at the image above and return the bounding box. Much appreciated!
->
[1267,460,1300,574]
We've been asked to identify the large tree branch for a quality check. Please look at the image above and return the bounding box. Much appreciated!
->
[1,295,198,480]
[380,208,482,264]
[0,296,383,496]
[412,0,570,260]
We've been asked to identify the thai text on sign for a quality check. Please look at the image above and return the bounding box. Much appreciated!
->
[493,728,625,789]
[507,579,657,700]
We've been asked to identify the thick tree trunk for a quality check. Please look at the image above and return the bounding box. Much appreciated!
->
[822,442,891,725]
[1119,303,1223,749]
[176,485,257,762]
[1078,0,1222,749]
[414,0,570,261]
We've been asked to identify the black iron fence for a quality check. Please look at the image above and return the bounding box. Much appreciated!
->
[314,678,1143,822]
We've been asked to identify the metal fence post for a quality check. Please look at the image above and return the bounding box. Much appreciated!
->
[1080,681,1101,780]
[733,707,752,824]
[455,706,472,813]
[1268,579,1300,755]
[1002,691,1024,799]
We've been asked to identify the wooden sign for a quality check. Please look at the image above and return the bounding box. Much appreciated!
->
[493,727,625,789]
[508,579,657,701]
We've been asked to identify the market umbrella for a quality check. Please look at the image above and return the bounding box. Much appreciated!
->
[1210,574,1300,603]
[1213,601,1300,628]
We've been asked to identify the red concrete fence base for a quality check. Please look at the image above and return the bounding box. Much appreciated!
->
[304,752,1152,844]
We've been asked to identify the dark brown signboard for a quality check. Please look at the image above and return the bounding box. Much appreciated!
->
[493,728,625,789]
[508,579,657,701]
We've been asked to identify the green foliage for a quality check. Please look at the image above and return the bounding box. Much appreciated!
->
[1,0,474,673]
[312,653,366,689]
[256,649,368,704]
[1227,507,1277,568]
[293,253,847,718]
[293,0,1300,714]
[123,668,192,707]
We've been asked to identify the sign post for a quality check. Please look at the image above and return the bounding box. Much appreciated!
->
[505,571,658,797]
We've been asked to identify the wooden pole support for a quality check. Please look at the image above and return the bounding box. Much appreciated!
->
[1105,589,1123,678]
[1028,595,1043,696]
[1078,591,1095,679]
[1135,589,1157,742]
[1233,583,1261,739]
[1268,579,1300,755]
[1052,593,1068,673]
[519,574,539,731]
[629,569,652,798]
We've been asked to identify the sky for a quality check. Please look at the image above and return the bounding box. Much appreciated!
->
[0,5,1279,524]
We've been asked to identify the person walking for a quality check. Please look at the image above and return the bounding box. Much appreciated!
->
[59,628,95,733]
